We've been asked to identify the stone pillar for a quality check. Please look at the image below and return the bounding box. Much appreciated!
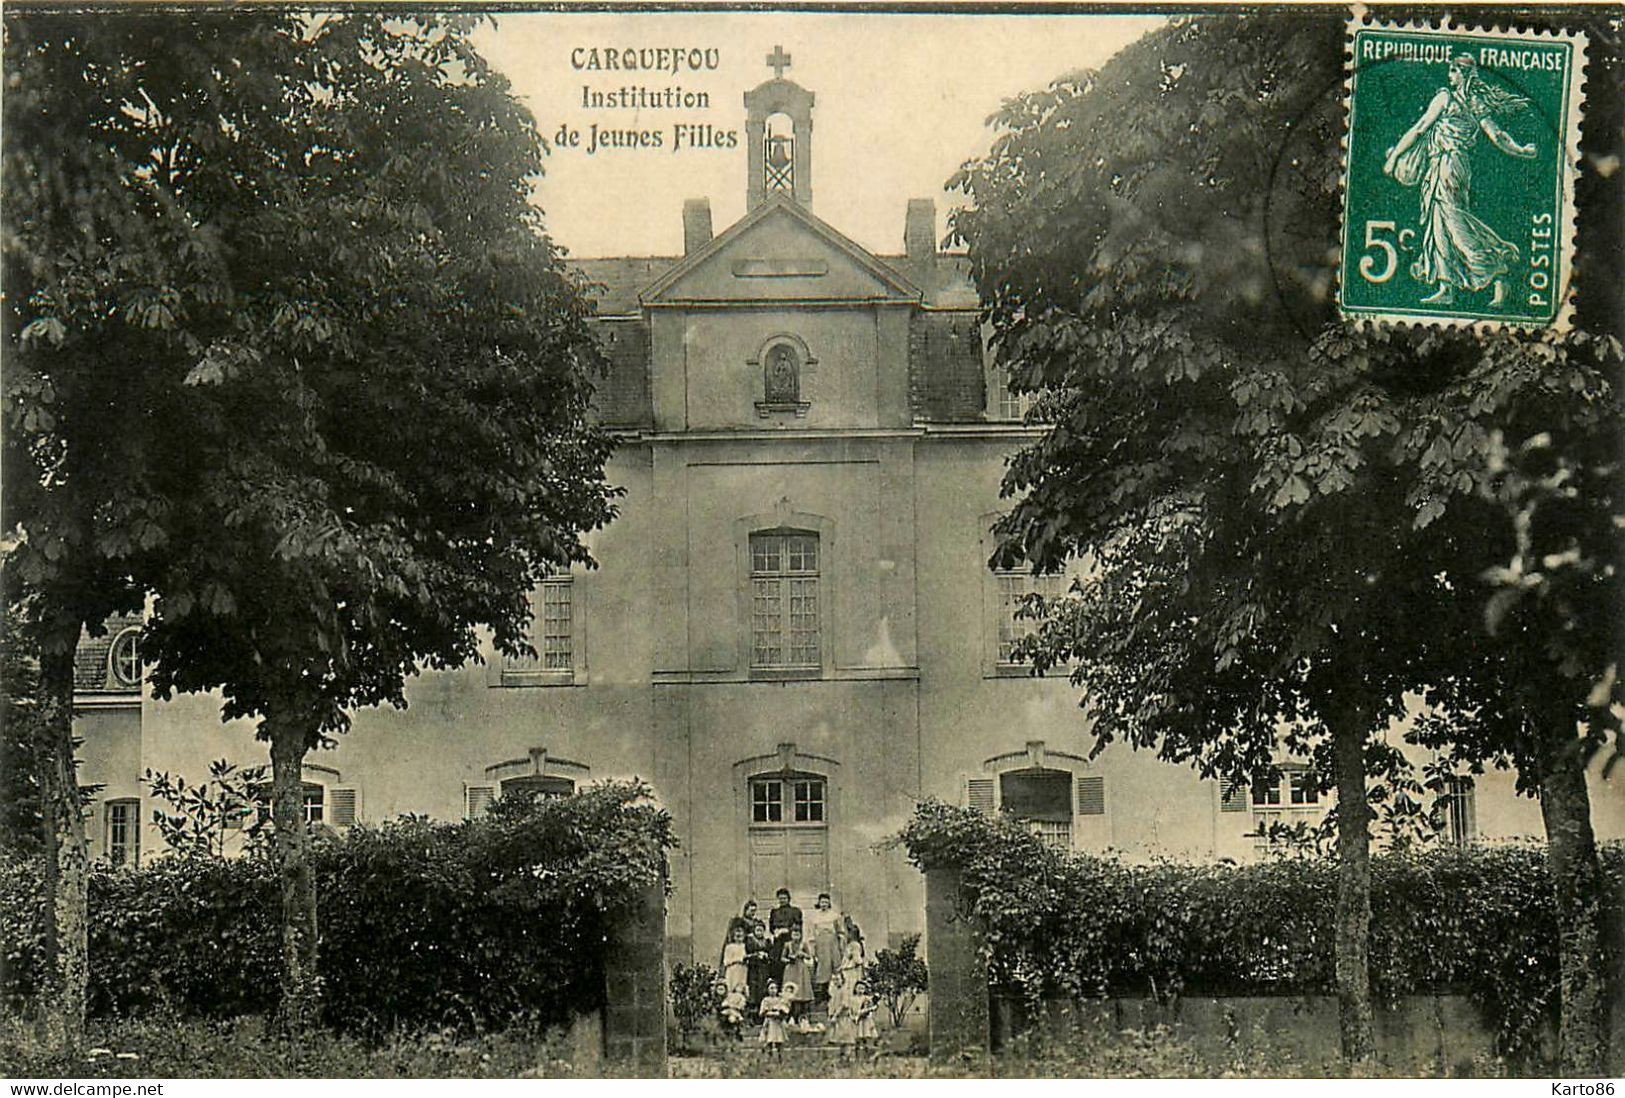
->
[924,864,990,1061]
[603,876,668,1075]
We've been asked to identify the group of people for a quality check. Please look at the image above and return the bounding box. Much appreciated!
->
[712,889,878,1056]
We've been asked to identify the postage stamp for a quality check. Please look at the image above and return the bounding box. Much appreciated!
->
[1339,16,1587,330]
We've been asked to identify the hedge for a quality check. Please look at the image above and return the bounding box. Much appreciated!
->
[1,780,674,1036]
[897,800,1625,1061]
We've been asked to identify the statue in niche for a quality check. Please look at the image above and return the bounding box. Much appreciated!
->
[764,344,799,403]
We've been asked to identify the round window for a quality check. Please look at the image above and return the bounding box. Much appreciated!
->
[109,628,142,687]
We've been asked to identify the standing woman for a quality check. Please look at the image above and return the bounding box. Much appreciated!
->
[1383,53,1536,307]
[807,892,843,1007]
[744,921,774,1011]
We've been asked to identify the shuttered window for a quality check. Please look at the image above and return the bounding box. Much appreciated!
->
[329,787,359,827]
[966,777,996,815]
[1075,776,1105,816]
[465,784,495,820]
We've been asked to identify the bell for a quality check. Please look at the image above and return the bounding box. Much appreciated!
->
[766,135,791,170]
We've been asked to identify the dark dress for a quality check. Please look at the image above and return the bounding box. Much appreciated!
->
[769,903,803,942]
[745,939,773,1008]
[767,934,789,990]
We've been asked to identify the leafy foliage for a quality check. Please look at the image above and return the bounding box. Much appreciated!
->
[0,591,43,858]
[864,933,928,1028]
[5,8,620,742]
[948,12,1623,1068]
[0,782,675,1036]
[143,760,269,859]
[4,9,621,1026]
[899,801,1623,1064]
[951,6,1622,814]
[669,962,721,1050]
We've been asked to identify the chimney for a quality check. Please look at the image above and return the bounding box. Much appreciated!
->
[904,198,936,262]
[683,198,713,254]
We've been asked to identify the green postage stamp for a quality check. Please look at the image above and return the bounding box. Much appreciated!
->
[1339,16,1587,329]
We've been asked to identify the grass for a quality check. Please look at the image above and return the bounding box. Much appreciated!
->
[0,1015,1524,1079]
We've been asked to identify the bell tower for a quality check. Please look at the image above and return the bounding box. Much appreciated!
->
[745,45,814,210]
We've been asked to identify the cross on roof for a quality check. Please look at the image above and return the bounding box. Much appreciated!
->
[766,45,792,78]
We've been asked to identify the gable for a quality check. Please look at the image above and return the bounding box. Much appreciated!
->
[643,198,920,307]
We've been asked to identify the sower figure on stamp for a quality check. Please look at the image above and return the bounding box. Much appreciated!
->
[1383,54,1535,307]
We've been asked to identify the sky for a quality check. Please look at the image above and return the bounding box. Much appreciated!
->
[472,12,1165,258]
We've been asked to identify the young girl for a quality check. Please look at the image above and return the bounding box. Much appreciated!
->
[852,979,880,1054]
[836,927,866,994]
[758,980,790,1058]
[720,924,749,994]
[717,980,747,1042]
[779,925,815,1028]
[826,970,856,1058]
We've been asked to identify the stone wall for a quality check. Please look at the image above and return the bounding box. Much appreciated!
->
[603,877,668,1075]
[924,864,989,1062]
[994,994,1527,1072]
[921,862,1622,1072]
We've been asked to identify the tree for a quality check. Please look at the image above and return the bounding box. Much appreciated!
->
[3,11,618,1032]
[865,932,929,1028]
[144,759,268,860]
[950,12,1621,1070]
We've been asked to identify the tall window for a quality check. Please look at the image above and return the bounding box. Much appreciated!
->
[750,530,820,668]
[988,366,1037,422]
[105,799,140,866]
[1444,777,1476,846]
[501,575,575,681]
[539,579,573,671]
[995,571,1064,664]
[301,784,325,825]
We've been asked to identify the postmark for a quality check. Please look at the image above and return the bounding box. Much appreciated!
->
[1339,15,1586,330]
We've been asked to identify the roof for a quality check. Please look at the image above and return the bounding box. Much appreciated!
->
[567,231,980,313]
[573,257,680,316]
[74,614,142,694]
[639,195,922,306]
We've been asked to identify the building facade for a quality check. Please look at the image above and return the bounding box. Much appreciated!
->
[73,61,1624,965]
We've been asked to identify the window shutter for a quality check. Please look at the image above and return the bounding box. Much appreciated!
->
[330,787,360,827]
[1075,776,1105,816]
[1220,778,1248,812]
[964,777,996,816]
[465,784,495,820]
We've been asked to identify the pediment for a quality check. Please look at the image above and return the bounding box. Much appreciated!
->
[642,197,920,306]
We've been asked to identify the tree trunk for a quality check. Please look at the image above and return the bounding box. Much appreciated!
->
[1331,707,1375,1065]
[268,719,320,1032]
[35,638,87,1057]
[1536,713,1609,1075]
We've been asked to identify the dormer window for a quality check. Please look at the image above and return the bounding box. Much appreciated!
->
[109,627,142,688]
